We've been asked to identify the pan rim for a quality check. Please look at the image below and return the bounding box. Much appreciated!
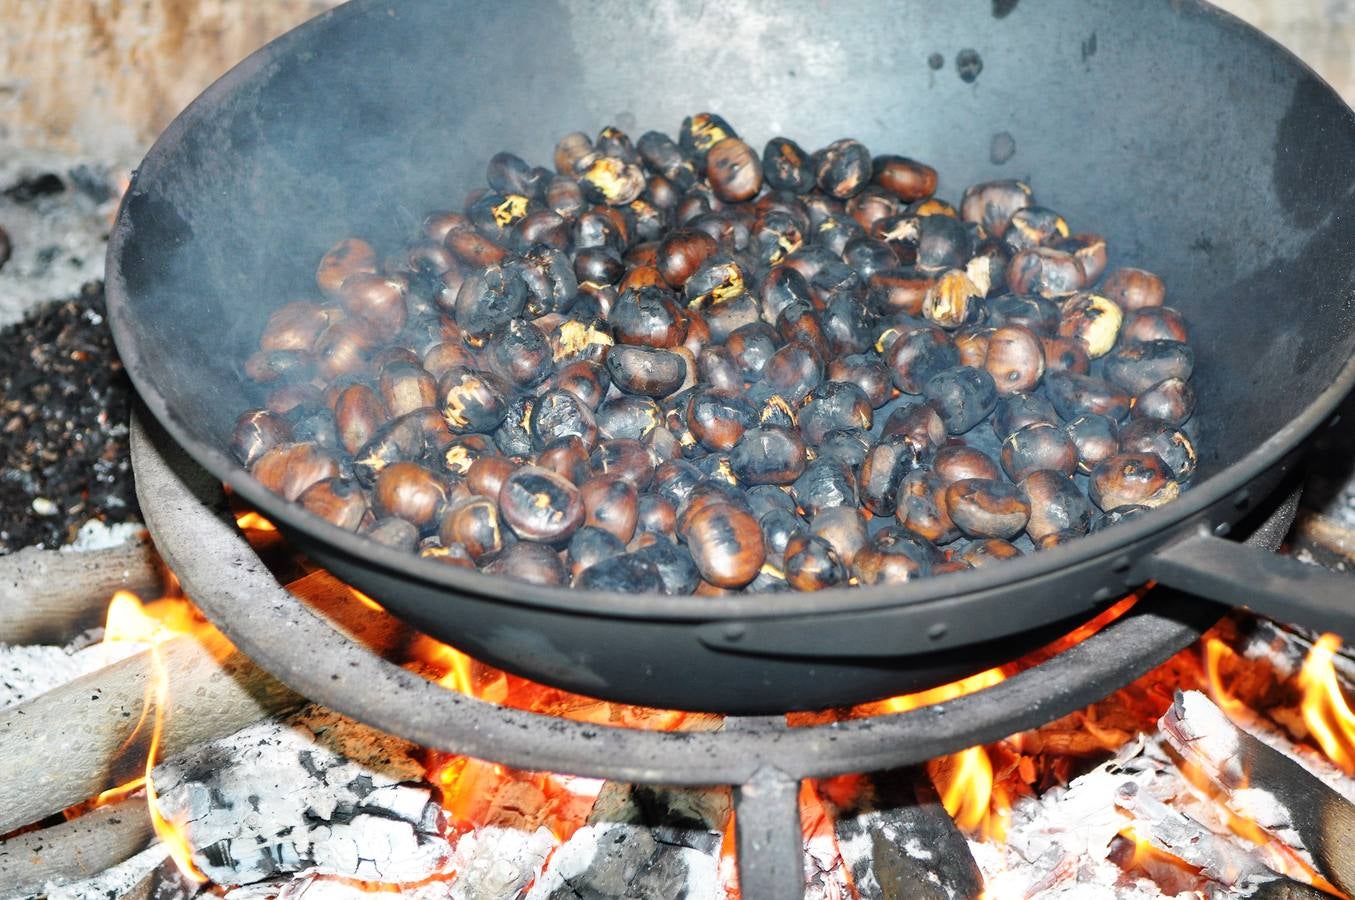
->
[106,0,1355,624]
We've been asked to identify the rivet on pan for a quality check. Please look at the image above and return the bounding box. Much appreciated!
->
[1092,587,1112,602]
[1233,490,1250,510]
[723,623,746,642]
[1111,555,1131,573]
[927,622,948,641]
[1213,521,1231,537]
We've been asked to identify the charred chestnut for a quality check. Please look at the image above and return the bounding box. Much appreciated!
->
[1006,247,1084,299]
[498,465,585,545]
[1132,377,1196,427]
[1000,422,1079,480]
[762,137,815,193]
[888,327,959,394]
[575,552,664,593]
[945,478,1031,540]
[580,473,640,542]
[606,345,689,398]
[896,468,959,545]
[439,367,510,434]
[791,458,859,517]
[783,534,850,591]
[850,528,937,582]
[1089,452,1180,510]
[1104,340,1194,395]
[859,432,924,515]
[532,388,598,451]
[439,496,509,563]
[992,392,1059,440]
[960,180,1033,238]
[1118,417,1197,482]
[814,138,872,199]
[231,409,293,467]
[317,238,377,297]
[1045,371,1131,422]
[486,542,568,586]
[923,366,999,434]
[1063,414,1120,474]
[731,426,809,486]
[1057,293,1123,358]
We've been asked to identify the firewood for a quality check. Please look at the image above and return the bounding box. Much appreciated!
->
[149,705,453,887]
[1162,690,1355,895]
[526,783,730,900]
[0,796,152,896]
[820,768,983,900]
[0,631,303,836]
[0,537,163,644]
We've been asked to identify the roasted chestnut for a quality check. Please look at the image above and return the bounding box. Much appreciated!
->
[1118,417,1197,482]
[375,461,447,528]
[933,445,1001,485]
[730,426,808,485]
[683,502,765,588]
[784,534,850,591]
[580,474,640,543]
[923,366,999,434]
[1132,376,1196,426]
[498,465,585,545]
[250,442,339,502]
[1000,422,1078,480]
[1101,267,1165,310]
[945,478,1031,540]
[439,496,509,563]
[1089,452,1180,510]
[231,409,293,467]
[1063,413,1120,474]
[984,324,1045,395]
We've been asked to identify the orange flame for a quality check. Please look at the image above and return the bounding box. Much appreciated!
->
[145,644,208,883]
[1298,633,1355,774]
[1203,636,1250,721]
[235,511,278,532]
[99,591,207,882]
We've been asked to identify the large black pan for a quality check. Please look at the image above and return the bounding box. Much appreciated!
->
[107,0,1355,714]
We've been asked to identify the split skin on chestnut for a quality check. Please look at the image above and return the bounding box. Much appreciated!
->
[231,113,1201,595]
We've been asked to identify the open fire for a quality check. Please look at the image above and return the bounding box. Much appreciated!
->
[15,504,1349,899]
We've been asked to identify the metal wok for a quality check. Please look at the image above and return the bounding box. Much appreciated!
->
[107,0,1355,713]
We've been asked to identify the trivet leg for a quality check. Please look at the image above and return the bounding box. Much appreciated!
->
[733,765,803,900]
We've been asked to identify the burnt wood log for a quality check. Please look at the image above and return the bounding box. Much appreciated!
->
[1162,690,1355,896]
[821,767,983,900]
[527,783,730,900]
[150,705,453,887]
[0,631,303,836]
[0,537,164,644]
[0,796,153,896]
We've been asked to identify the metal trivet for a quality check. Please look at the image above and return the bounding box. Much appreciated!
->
[130,410,1292,899]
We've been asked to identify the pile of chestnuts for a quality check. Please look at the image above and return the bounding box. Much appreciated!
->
[230,113,1201,595]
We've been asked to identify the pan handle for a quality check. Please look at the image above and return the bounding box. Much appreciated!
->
[1139,528,1355,637]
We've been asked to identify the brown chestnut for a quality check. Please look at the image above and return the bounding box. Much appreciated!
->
[783,534,850,591]
[1101,267,1165,310]
[580,474,640,543]
[706,138,763,202]
[250,442,340,502]
[375,462,447,528]
[299,478,369,531]
[439,496,509,563]
[984,324,1046,395]
[684,502,766,588]
[316,238,377,297]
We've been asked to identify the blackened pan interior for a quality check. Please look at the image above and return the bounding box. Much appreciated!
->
[109,0,1355,628]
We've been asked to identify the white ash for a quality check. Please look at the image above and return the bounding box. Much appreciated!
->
[451,825,556,900]
[150,704,453,888]
[803,831,853,900]
[226,875,454,900]
[62,519,146,552]
[0,639,144,708]
[41,843,169,900]
[526,783,727,900]
[0,148,121,326]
